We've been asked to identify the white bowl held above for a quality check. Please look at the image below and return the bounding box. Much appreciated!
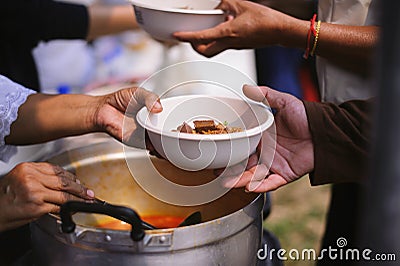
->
[129,0,225,43]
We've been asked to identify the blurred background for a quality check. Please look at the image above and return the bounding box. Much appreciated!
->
[264,177,330,266]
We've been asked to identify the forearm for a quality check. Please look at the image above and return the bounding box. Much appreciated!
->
[5,94,101,145]
[278,17,379,65]
[313,24,379,75]
[304,99,373,185]
[87,4,137,40]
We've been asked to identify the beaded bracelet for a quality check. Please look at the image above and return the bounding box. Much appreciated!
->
[310,20,321,57]
[303,14,317,59]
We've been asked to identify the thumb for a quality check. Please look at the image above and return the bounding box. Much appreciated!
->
[129,88,163,114]
[242,84,295,110]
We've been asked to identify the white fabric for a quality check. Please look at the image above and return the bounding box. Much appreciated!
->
[317,0,378,104]
[0,75,36,162]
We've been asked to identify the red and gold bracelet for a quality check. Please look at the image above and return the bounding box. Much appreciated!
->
[310,20,321,56]
[303,14,317,59]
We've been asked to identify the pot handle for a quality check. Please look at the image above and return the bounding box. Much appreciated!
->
[60,201,145,241]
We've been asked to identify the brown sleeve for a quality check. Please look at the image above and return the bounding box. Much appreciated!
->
[303,99,373,185]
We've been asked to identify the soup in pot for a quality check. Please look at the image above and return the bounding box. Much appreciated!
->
[95,215,185,230]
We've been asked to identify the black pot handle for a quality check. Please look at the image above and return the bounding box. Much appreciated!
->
[60,201,145,241]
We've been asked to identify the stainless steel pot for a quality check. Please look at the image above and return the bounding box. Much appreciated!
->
[31,140,264,265]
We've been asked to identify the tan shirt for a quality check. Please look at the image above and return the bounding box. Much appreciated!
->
[317,0,379,104]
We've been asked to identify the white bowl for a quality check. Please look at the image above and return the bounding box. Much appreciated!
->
[129,0,225,43]
[137,95,274,171]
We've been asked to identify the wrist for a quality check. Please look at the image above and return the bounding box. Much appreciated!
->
[86,95,107,133]
[278,16,310,49]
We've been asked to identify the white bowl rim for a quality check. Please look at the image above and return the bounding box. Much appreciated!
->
[136,95,274,141]
[129,0,224,15]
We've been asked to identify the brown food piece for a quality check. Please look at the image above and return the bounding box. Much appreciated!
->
[179,122,194,133]
[193,120,217,133]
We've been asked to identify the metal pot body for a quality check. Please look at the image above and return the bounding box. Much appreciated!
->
[31,141,264,265]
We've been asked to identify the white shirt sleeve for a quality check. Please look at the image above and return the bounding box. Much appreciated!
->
[0,75,36,162]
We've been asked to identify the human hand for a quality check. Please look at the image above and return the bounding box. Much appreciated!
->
[93,87,162,148]
[221,85,314,192]
[173,0,297,57]
[0,162,95,232]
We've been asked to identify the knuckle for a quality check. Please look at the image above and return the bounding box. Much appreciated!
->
[25,193,43,206]
[62,192,79,203]
[59,191,70,203]
[56,176,70,190]
[221,27,231,37]
[57,192,71,205]
[52,164,64,176]
[19,177,37,194]
[14,162,33,174]
[49,205,61,214]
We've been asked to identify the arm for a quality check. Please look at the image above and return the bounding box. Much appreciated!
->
[1,0,137,43]
[305,99,372,185]
[5,87,162,145]
[221,85,372,192]
[0,78,162,232]
[86,4,138,40]
[174,0,378,74]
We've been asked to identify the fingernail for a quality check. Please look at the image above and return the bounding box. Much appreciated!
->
[248,181,260,192]
[153,101,162,110]
[86,189,95,198]
[222,178,236,188]
[244,188,250,193]
[76,179,81,184]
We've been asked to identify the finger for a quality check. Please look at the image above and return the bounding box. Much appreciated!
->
[194,40,230,58]
[132,88,162,114]
[216,157,250,178]
[5,200,60,223]
[243,84,268,103]
[243,84,295,110]
[31,162,76,180]
[15,162,91,198]
[247,164,269,182]
[34,163,83,185]
[223,164,269,188]
[41,173,94,200]
[145,130,164,158]
[222,171,253,188]
[246,174,288,192]
[246,153,259,170]
[174,21,231,43]
[42,189,90,206]
[36,163,77,183]
[26,202,60,217]
[217,0,240,14]
[51,164,78,181]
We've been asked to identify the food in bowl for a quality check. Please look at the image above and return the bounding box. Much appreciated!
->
[175,120,243,134]
[129,0,225,42]
[136,95,274,171]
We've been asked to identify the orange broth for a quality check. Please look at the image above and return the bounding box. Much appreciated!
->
[96,215,185,230]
